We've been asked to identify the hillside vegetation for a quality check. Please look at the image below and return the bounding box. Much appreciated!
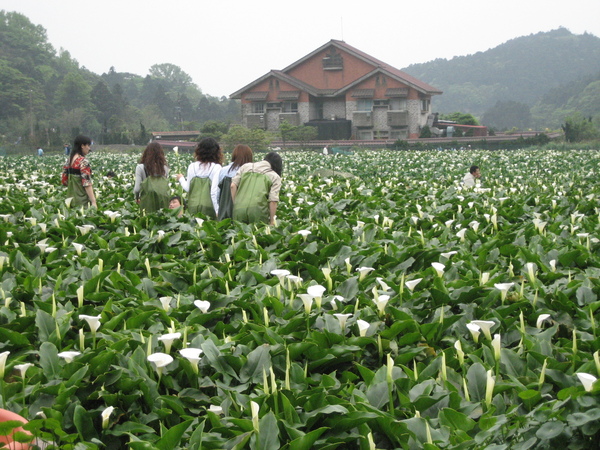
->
[403,28,600,130]
[1,11,599,146]
[0,10,239,149]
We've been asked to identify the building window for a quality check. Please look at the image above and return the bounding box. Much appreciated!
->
[390,129,408,140]
[251,102,265,114]
[390,98,407,111]
[357,130,372,140]
[373,100,389,108]
[373,130,389,140]
[282,102,298,113]
[322,49,344,70]
[357,99,373,111]
[421,98,430,112]
[266,102,282,109]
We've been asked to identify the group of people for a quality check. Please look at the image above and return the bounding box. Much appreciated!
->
[61,136,282,225]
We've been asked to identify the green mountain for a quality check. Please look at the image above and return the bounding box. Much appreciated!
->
[0,10,239,147]
[403,28,600,129]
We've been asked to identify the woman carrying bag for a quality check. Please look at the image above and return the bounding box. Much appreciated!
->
[61,135,97,208]
[134,142,170,213]
[176,138,222,218]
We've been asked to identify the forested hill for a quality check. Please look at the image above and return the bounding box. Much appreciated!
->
[403,28,600,128]
[0,10,239,148]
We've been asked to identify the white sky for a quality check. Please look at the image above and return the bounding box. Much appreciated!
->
[3,0,600,98]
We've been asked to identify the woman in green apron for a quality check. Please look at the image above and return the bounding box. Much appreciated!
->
[231,152,282,225]
[217,144,253,220]
[133,142,170,213]
[175,138,223,218]
[61,135,97,208]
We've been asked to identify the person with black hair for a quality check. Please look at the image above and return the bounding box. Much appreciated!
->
[231,151,282,225]
[463,165,481,187]
[176,137,222,218]
[61,135,97,207]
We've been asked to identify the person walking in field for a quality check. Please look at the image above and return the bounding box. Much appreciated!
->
[133,142,170,213]
[61,135,97,208]
[217,144,253,220]
[231,151,282,225]
[175,138,223,218]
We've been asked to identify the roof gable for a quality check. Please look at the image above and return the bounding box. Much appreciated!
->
[230,40,441,98]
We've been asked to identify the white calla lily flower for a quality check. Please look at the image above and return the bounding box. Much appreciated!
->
[333,313,352,330]
[470,320,495,340]
[536,314,552,329]
[576,372,597,392]
[466,323,481,343]
[357,319,370,337]
[405,278,423,292]
[431,262,445,277]
[147,352,173,376]
[58,351,81,363]
[194,300,210,313]
[79,314,101,333]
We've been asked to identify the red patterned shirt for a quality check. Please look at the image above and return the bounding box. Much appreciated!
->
[62,155,93,187]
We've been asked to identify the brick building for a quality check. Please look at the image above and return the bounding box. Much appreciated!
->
[230,40,442,140]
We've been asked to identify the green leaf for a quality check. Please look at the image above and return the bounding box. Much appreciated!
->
[439,408,476,432]
[38,341,61,379]
[288,427,329,450]
[466,363,487,402]
[257,411,279,450]
[155,419,192,450]
[239,344,272,383]
[73,404,98,441]
[535,421,565,440]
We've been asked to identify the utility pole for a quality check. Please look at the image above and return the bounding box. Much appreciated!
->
[29,89,34,142]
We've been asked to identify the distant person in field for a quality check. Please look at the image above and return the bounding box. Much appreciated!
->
[134,142,170,213]
[61,135,97,208]
[231,151,282,225]
[176,138,223,218]
[169,195,184,217]
[463,165,481,187]
[37,147,44,157]
[217,144,253,220]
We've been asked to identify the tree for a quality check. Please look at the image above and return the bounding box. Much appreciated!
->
[439,112,479,125]
[149,63,196,95]
[279,120,294,147]
[200,121,229,141]
[419,125,432,138]
[221,125,272,152]
[55,72,92,110]
[482,101,531,130]
[291,125,318,148]
[562,114,599,142]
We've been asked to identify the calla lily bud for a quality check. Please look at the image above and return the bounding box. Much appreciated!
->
[101,406,114,429]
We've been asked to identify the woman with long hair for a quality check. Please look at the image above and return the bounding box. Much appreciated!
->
[231,151,282,225]
[217,144,253,220]
[61,135,97,208]
[134,142,170,212]
[176,137,223,218]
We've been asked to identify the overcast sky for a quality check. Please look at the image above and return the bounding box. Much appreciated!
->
[3,0,600,98]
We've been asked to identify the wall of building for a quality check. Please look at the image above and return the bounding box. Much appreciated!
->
[286,48,376,90]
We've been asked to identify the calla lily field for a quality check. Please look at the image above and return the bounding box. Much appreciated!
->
[1,148,600,449]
